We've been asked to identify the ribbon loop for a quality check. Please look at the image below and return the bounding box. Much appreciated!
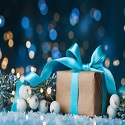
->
[89,45,106,66]
[66,43,82,65]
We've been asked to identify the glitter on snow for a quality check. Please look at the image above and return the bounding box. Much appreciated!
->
[0,112,124,125]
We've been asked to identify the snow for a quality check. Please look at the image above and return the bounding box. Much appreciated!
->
[0,112,124,125]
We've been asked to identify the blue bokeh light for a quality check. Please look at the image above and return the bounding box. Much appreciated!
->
[40,3,46,11]
[42,42,50,53]
[72,8,80,16]
[0,15,5,27]
[49,29,57,41]
[94,10,101,21]
[21,16,29,29]
[40,4,48,15]
[69,8,80,26]
[80,14,93,33]
[52,47,62,59]
[38,0,45,9]
[18,46,26,58]
[38,0,48,15]
[26,65,31,73]
[28,44,36,53]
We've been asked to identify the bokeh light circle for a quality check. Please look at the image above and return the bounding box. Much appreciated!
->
[69,8,80,26]
[21,16,29,29]
[26,41,31,48]
[28,44,36,53]
[42,42,50,53]
[49,29,57,41]
[94,10,101,21]
[40,4,48,15]
[72,8,80,16]
[0,15,5,27]
[52,47,62,59]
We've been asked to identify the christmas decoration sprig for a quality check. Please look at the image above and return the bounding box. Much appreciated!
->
[0,71,17,111]
[117,94,125,119]
[30,73,56,102]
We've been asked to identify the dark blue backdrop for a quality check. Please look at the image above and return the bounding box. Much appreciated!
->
[0,0,125,88]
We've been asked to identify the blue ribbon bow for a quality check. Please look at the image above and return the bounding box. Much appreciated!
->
[11,43,117,115]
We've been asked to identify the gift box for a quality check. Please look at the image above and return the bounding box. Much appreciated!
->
[56,71,104,117]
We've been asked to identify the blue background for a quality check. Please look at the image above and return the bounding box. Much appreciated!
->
[0,0,125,88]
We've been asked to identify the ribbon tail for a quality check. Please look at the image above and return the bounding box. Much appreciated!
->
[25,57,82,86]
[102,67,117,95]
[40,57,82,77]
[25,72,43,86]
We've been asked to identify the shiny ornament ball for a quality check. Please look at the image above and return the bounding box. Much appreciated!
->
[38,100,48,113]
[50,101,60,114]
[107,105,117,118]
[29,95,39,110]
[17,99,27,112]
[19,85,32,100]
[110,94,120,109]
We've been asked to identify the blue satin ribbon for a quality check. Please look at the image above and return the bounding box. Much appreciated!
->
[101,73,107,115]
[11,43,117,115]
[118,85,125,98]
[70,71,79,114]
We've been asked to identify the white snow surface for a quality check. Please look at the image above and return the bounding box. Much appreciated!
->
[0,112,124,125]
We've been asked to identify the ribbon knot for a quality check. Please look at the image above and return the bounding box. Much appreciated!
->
[82,63,90,71]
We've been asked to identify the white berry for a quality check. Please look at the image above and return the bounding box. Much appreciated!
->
[17,99,27,112]
[110,94,120,109]
[29,95,39,110]
[107,105,117,118]
[19,85,25,97]
[19,85,32,100]
[38,100,48,113]
[50,101,60,114]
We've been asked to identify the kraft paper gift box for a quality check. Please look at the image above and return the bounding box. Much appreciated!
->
[56,71,109,117]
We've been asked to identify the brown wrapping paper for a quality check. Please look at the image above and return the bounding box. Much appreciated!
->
[56,70,105,117]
